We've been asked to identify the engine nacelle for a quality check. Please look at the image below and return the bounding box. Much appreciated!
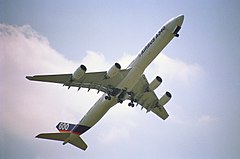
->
[72,65,87,80]
[106,63,121,78]
[147,76,162,91]
[158,91,172,106]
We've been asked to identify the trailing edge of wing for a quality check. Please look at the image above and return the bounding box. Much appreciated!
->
[131,75,169,120]
[26,74,72,84]
[151,106,169,120]
[26,69,130,95]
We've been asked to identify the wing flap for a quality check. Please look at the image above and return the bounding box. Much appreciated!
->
[26,69,130,95]
[151,106,169,120]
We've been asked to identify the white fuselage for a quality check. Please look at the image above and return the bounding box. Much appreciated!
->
[79,15,184,129]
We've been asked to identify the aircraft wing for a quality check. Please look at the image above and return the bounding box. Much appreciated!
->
[131,75,169,120]
[26,70,169,120]
[26,69,130,96]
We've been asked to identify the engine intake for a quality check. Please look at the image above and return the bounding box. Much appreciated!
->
[147,76,162,91]
[158,91,172,106]
[106,63,121,78]
[72,65,87,80]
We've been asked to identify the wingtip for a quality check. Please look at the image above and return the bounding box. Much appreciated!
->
[35,133,43,138]
[35,134,41,138]
[26,76,33,80]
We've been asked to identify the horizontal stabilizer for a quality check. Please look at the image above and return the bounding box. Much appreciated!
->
[69,136,88,150]
[36,132,70,141]
[36,132,88,150]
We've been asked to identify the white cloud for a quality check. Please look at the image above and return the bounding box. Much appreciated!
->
[98,126,129,144]
[0,24,100,138]
[146,53,204,86]
[117,53,135,68]
[82,51,109,71]
[198,115,217,124]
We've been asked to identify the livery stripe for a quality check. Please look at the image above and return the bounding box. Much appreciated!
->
[71,124,90,135]
[56,122,91,135]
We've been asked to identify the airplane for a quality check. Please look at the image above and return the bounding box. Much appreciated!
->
[26,14,184,151]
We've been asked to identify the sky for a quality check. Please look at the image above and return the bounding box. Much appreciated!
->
[1,0,240,159]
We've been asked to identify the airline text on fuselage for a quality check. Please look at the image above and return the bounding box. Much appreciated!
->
[139,26,166,56]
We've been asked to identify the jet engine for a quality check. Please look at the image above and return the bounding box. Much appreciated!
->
[105,63,121,78]
[158,91,172,106]
[72,65,87,80]
[147,76,162,91]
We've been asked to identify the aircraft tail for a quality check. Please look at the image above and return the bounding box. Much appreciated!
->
[35,122,91,150]
[56,122,90,135]
[56,122,76,133]
[36,132,88,150]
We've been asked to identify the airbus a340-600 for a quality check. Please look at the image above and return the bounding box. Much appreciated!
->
[26,15,184,150]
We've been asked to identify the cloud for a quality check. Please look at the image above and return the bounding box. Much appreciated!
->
[0,23,205,158]
[81,51,109,71]
[148,53,204,86]
[1,24,117,159]
[198,115,217,124]
[98,126,130,144]
[0,24,102,158]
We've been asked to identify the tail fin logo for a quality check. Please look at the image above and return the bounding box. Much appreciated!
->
[58,122,69,131]
[56,122,90,135]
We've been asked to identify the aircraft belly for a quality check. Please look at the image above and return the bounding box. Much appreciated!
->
[117,67,143,91]
[79,94,118,127]
[118,35,174,91]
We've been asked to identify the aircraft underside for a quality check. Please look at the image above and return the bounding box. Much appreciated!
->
[26,14,184,150]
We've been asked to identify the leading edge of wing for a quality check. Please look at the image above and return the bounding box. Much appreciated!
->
[26,74,72,84]
[26,69,131,94]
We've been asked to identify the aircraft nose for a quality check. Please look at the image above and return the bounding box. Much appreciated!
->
[176,15,184,26]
